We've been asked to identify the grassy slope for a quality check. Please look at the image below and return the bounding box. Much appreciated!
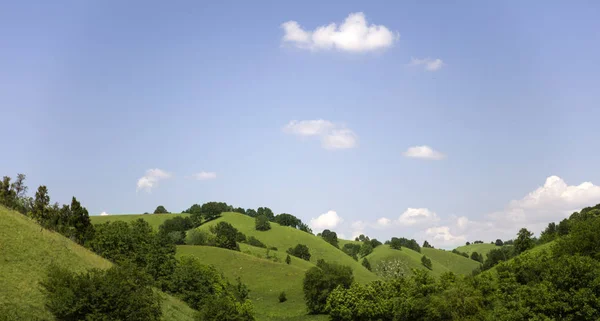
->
[197,212,378,284]
[365,245,479,277]
[454,243,500,257]
[421,248,480,275]
[177,245,326,321]
[0,207,196,321]
[90,213,191,231]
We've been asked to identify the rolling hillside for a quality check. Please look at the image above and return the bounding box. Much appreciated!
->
[0,206,197,321]
[177,245,326,321]
[366,244,480,277]
[90,213,191,230]
[196,212,378,284]
[454,243,499,257]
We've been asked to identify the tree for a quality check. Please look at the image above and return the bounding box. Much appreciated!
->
[202,202,230,221]
[470,251,483,263]
[210,221,241,251]
[342,243,361,260]
[255,214,271,231]
[154,205,169,214]
[11,173,27,199]
[370,239,382,248]
[423,240,433,248]
[389,237,402,250]
[514,228,534,254]
[320,229,339,248]
[495,239,504,246]
[482,246,515,270]
[246,209,258,217]
[233,207,246,215]
[273,213,301,228]
[466,241,471,246]
[287,244,311,261]
[41,263,161,321]
[359,241,373,257]
[298,222,313,234]
[303,260,354,314]
[256,207,274,221]
[361,258,372,271]
[159,216,194,235]
[421,255,432,270]
[285,254,291,265]
[68,196,93,244]
[32,185,50,224]
[278,292,287,303]
[0,176,17,208]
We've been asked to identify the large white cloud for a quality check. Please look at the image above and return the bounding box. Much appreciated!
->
[397,208,440,226]
[425,226,466,247]
[191,171,217,180]
[281,12,398,52]
[136,168,172,192]
[310,210,344,231]
[409,58,445,71]
[403,145,446,160]
[283,119,357,150]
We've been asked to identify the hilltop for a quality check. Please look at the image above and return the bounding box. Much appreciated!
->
[90,213,191,230]
[454,243,500,257]
[0,206,197,321]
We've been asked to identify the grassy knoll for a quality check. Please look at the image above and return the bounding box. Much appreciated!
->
[177,245,326,321]
[196,212,378,284]
[90,213,191,230]
[0,206,196,321]
[454,243,499,257]
[421,247,481,274]
[365,244,450,277]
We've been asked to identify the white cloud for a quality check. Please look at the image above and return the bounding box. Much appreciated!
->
[425,226,466,247]
[191,171,217,180]
[310,210,344,231]
[376,217,391,227]
[409,57,444,71]
[100,211,109,216]
[281,12,398,52]
[397,208,440,226]
[283,119,358,150]
[402,145,446,160]
[136,168,172,192]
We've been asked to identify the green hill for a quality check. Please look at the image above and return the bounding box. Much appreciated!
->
[196,212,378,284]
[0,206,196,321]
[90,213,191,230]
[365,245,479,277]
[454,243,499,257]
[177,245,326,321]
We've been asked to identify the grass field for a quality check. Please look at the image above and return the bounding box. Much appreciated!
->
[454,243,500,257]
[90,213,191,230]
[177,245,327,321]
[365,245,480,277]
[196,212,378,284]
[0,206,197,321]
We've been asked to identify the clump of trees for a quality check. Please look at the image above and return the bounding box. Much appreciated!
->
[287,244,311,261]
[342,243,361,260]
[319,229,339,248]
[153,205,169,214]
[451,249,469,258]
[303,260,354,314]
[361,258,371,271]
[423,240,434,248]
[255,214,271,231]
[470,251,484,263]
[421,255,432,270]
[388,237,421,252]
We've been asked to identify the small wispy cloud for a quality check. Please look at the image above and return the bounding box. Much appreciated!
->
[281,12,399,52]
[191,171,217,180]
[284,119,358,150]
[403,145,446,160]
[100,211,110,216]
[409,57,444,71]
[136,168,172,193]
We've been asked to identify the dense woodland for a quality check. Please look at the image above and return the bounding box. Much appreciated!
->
[2,173,600,320]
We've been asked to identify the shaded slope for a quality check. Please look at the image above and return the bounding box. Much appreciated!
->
[197,212,378,283]
[0,206,196,321]
[177,245,326,321]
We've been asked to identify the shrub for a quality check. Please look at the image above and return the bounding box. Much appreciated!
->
[421,255,432,270]
[320,229,339,248]
[154,205,169,214]
[269,246,278,251]
[159,216,193,235]
[362,258,372,271]
[342,243,361,260]
[210,222,241,251]
[287,244,311,261]
[278,292,287,303]
[255,214,271,231]
[186,229,213,246]
[167,230,186,245]
[41,263,161,321]
[246,236,266,248]
[285,254,291,265]
[303,260,354,314]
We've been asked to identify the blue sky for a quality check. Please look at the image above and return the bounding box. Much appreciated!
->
[2,1,600,248]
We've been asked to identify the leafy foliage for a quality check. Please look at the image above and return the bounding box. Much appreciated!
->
[246,236,267,248]
[278,291,287,303]
[361,257,372,271]
[423,240,434,248]
[342,243,361,260]
[421,255,432,270]
[254,214,271,231]
[210,221,242,251]
[303,260,354,314]
[256,207,274,221]
[389,237,421,252]
[41,263,161,321]
[514,228,534,254]
[154,205,169,214]
[202,202,230,222]
[287,244,311,261]
[320,229,339,248]
[273,213,301,228]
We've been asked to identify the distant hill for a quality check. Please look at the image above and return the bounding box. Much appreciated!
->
[196,212,379,284]
[90,213,191,231]
[455,243,502,257]
[365,244,480,277]
[0,206,197,321]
